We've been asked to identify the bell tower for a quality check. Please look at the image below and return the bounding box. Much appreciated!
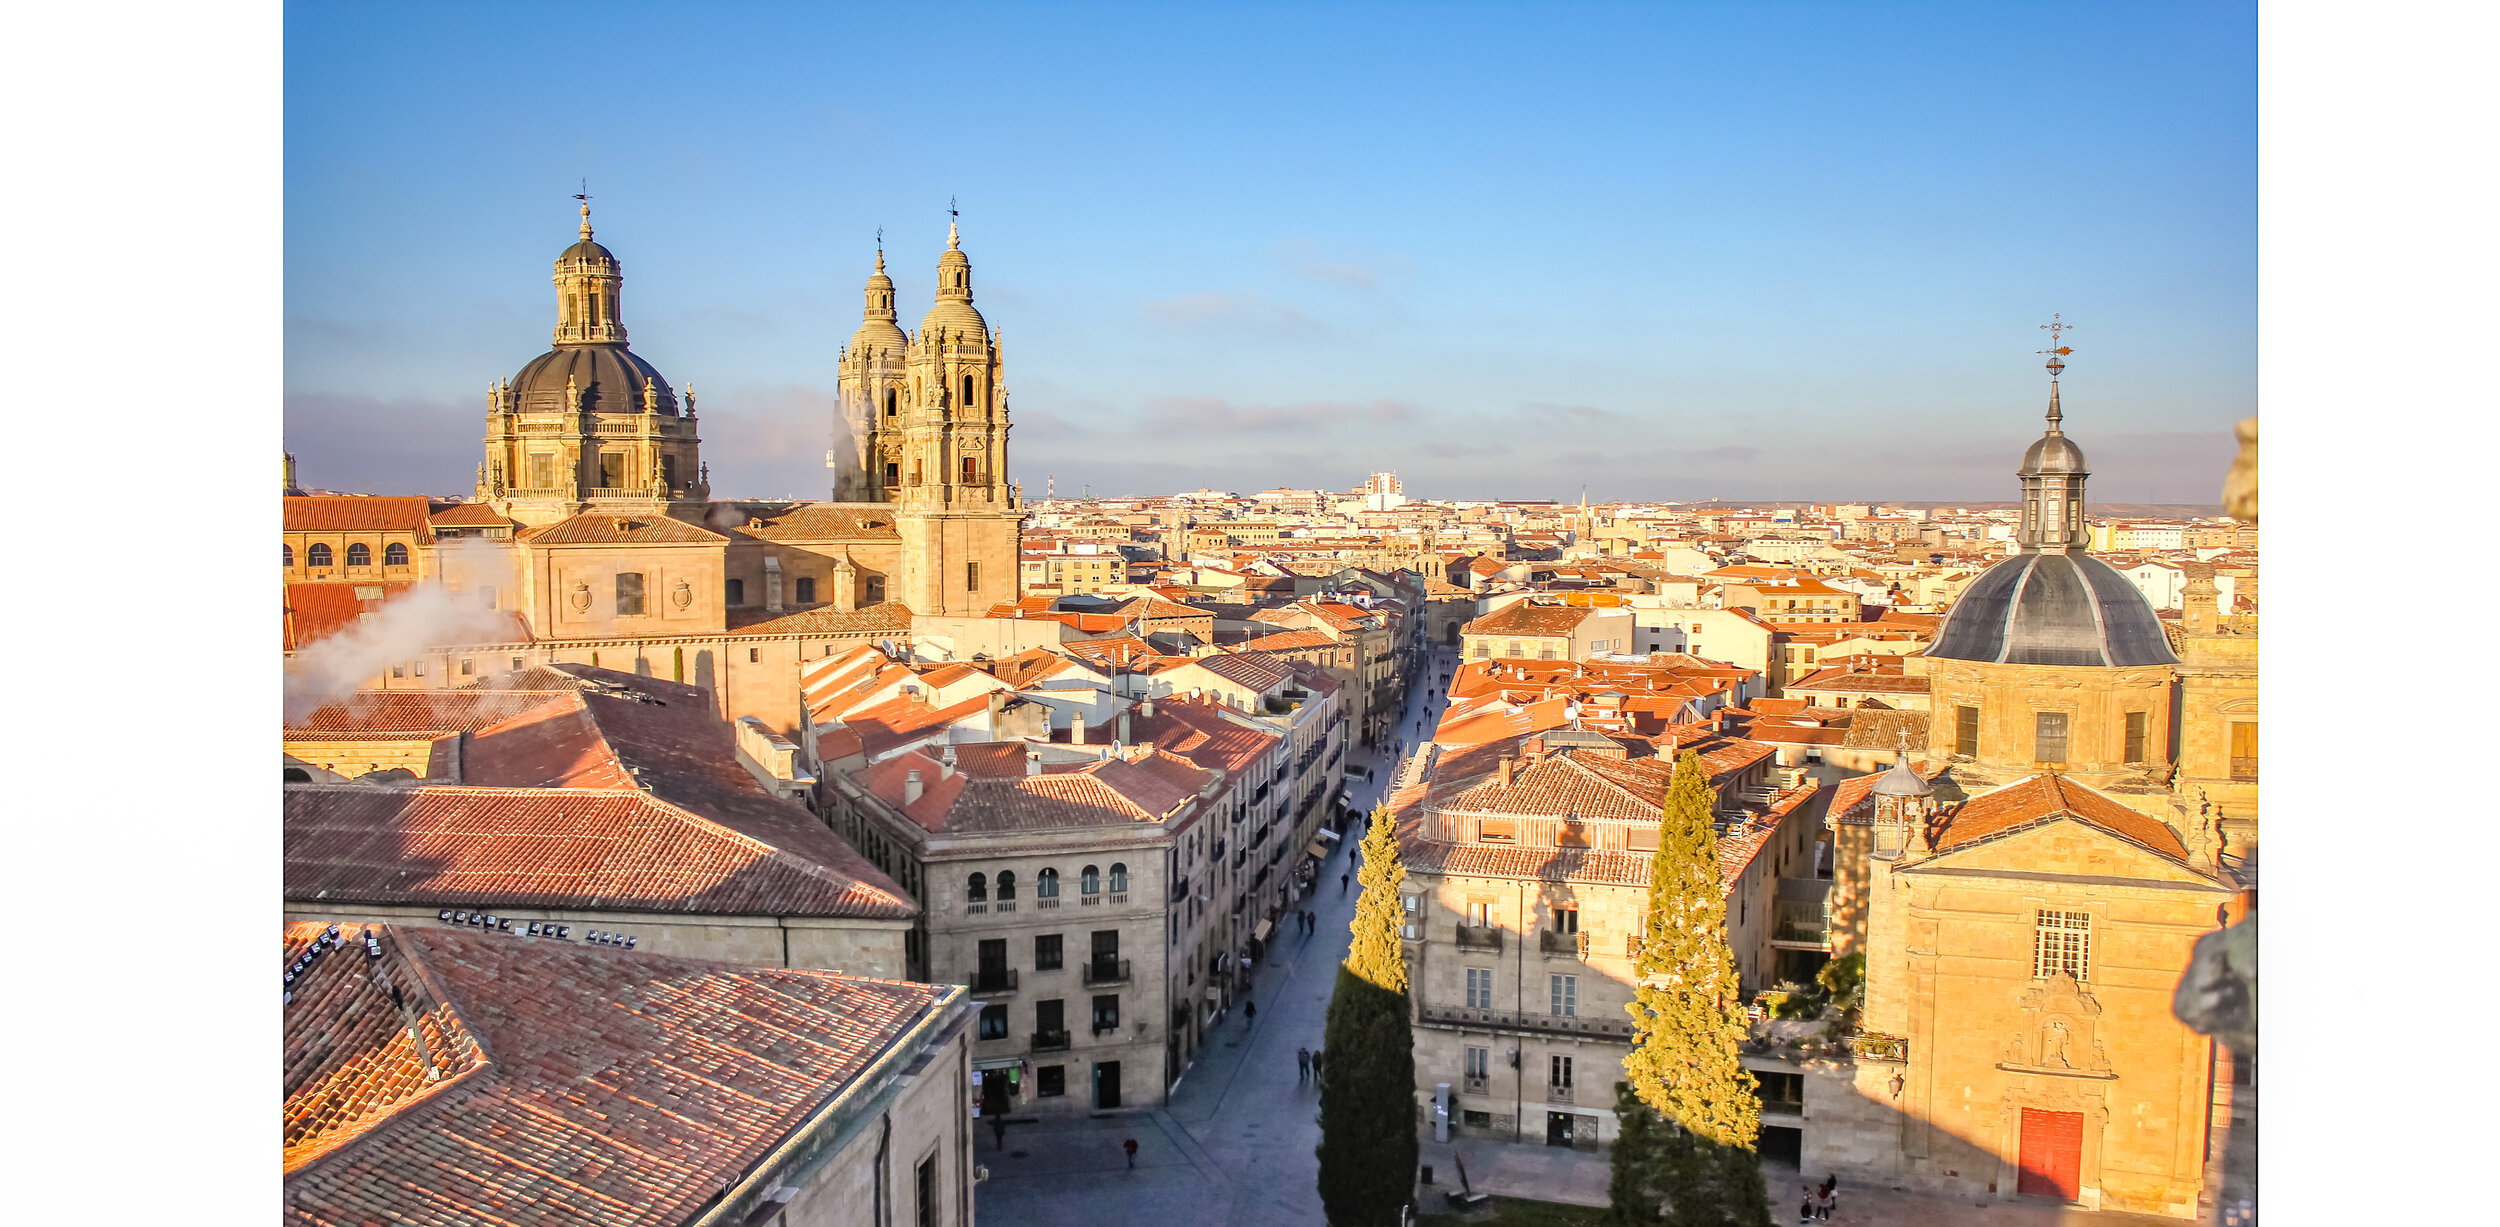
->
[835,242,907,501]
[890,215,1024,615]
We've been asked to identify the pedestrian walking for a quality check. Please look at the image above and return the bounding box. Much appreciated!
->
[1123,1137,1138,1169]
[990,1115,1007,1150]
[1297,1047,1312,1081]
[1798,1184,1816,1224]
[1244,1000,1257,1025]
[1310,1049,1323,1079]
[1340,872,1350,896]
[1818,1175,1837,1221]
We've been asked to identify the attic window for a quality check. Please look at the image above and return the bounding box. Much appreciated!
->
[1477,819,1516,844]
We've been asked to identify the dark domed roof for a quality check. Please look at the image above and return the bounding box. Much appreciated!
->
[1928,551,2177,667]
[510,344,677,416]
[559,237,618,267]
[2021,432,2088,476]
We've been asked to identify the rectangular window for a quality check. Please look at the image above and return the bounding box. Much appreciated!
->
[1091,994,1120,1031]
[1477,820,1515,844]
[1463,1109,1493,1128]
[526,453,555,489]
[411,659,426,677]
[1552,905,1579,935]
[1466,967,1494,1009]
[2230,721,2258,780]
[1625,826,1658,852]
[599,452,625,489]
[915,1155,937,1227]
[749,648,760,663]
[660,454,677,490]
[1955,705,1979,757]
[1037,1064,1065,1097]
[390,664,405,679]
[459,658,474,676]
[615,572,646,616]
[1035,933,1063,970]
[979,1003,1009,1040]
[2124,711,2148,763]
[1466,1046,1490,1080]
[1036,997,1065,1036]
[1550,974,1578,1017]
[966,561,981,591]
[1465,901,1491,927]
[726,578,744,606]
[2033,910,2091,981]
[2035,711,2070,763]
[1550,1054,1574,1088]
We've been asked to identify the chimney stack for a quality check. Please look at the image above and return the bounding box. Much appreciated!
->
[1118,709,1133,746]
[1142,694,1156,719]
[903,769,924,806]
[1497,754,1516,788]
[1026,750,1043,777]
[1073,716,1087,745]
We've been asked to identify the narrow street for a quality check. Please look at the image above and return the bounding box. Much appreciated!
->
[971,647,1459,1226]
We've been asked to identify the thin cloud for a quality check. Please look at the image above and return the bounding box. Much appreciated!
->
[1144,395,1420,433]
[1142,290,1322,336]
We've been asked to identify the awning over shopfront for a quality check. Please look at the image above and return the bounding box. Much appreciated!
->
[1252,919,1274,941]
[1316,828,1342,843]
[1205,986,1222,1003]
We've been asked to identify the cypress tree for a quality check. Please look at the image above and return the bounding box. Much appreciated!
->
[1608,1084,1667,1224]
[1619,749,1769,1226]
[1317,807,1418,1226]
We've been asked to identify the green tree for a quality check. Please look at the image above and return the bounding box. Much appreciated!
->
[1617,749,1770,1226]
[1317,807,1418,1225]
[1609,1084,1668,1224]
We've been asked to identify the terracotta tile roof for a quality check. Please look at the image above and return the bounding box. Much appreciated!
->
[284,785,915,918]
[1838,708,1929,751]
[284,495,436,534]
[1240,628,1339,653]
[1130,697,1282,780]
[286,686,564,739]
[424,501,514,527]
[854,746,1206,834]
[845,692,994,759]
[1788,668,1931,695]
[728,600,917,636]
[733,503,904,541]
[1463,601,1596,637]
[1440,751,1676,822]
[521,511,729,545]
[1929,773,2194,863]
[282,581,413,652]
[1114,594,1209,621]
[282,922,952,1223]
[1183,651,1296,693]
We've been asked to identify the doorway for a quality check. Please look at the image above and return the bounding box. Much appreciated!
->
[1095,1060,1122,1110]
[1759,1125,1802,1165]
[2016,1108,2084,1200]
[980,1071,1009,1119]
[1545,1111,1574,1147]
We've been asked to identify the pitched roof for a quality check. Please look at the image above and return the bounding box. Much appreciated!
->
[1928,773,2197,865]
[728,601,917,636]
[284,495,435,534]
[732,503,904,541]
[282,581,414,653]
[425,501,514,527]
[523,512,729,546]
[1182,651,1296,693]
[283,922,951,1223]
[1462,601,1596,637]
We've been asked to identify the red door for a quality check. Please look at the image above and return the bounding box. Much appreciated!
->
[2016,1108,2084,1200]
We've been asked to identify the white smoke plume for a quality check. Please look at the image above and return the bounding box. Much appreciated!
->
[283,538,525,722]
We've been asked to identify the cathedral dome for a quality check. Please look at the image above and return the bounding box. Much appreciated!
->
[920,221,989,342]
[509,344,678,416]
[851,250,907,355]
[558,236,619,268]
[920,297,989,341]
[2021,431,2088,476]
[1927,551,2177,668]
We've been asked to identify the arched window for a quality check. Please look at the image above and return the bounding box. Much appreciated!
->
[283,767,311,783]
[1109,863,1129,893]
[996,870,1016,901]
[966,872,987,902]
[346,543,372,567]
[282,544,294,567]
[885,388,897,417]
[384,543,410,567]
[1080,865,1101,895]
[307,543,332,568]
[1037,868,1060,897]
[963,374,976,407]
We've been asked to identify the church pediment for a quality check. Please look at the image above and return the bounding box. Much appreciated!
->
[1908,815,2221,887]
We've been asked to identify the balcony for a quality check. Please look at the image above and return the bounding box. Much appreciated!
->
[1538,930,1590,959]
[1082,958,1132,986]
[1455,925,1504,952]
[1031,1030,1071,1053]
[1547,1084,1576,1105]
[1772,878,1833,950]
[968,969,1018,998]
[1416,1003,1634,1041]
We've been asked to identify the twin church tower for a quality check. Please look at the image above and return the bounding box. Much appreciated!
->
[473,202,1021,617]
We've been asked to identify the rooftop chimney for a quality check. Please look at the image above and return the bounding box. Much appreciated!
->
[1143,695,1157,719]
[1026,750,1044,777]
[1497,754,1516,788]
[1523,735,1547,764]
[1073,716,1088,745]
[1118,709,1133,746]
[903,769,924,806]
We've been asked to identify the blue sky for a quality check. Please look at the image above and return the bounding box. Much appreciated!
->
[284,1,2254,504]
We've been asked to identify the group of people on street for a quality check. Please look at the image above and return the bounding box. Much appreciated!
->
[1295,1046,1326,1082]
[1797,1174,1838,1221]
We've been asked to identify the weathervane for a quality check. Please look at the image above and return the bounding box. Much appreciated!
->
[2037,313,2075,378]
[949,195,959,223]
[573,181,593,238]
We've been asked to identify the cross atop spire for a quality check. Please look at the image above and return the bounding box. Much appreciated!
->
[575,182,592,240]
[2036,313,2075,431]
[948,196,960,249]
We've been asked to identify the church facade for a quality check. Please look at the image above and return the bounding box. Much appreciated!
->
[286,204,1028,729]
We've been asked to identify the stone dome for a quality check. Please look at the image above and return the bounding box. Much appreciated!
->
[2021,431,2089,476]
[509,343,677,416]
[920,298,989,341]
[1871,755,1932,797]
[558,237,618,268]
[1927,551,2178,668]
